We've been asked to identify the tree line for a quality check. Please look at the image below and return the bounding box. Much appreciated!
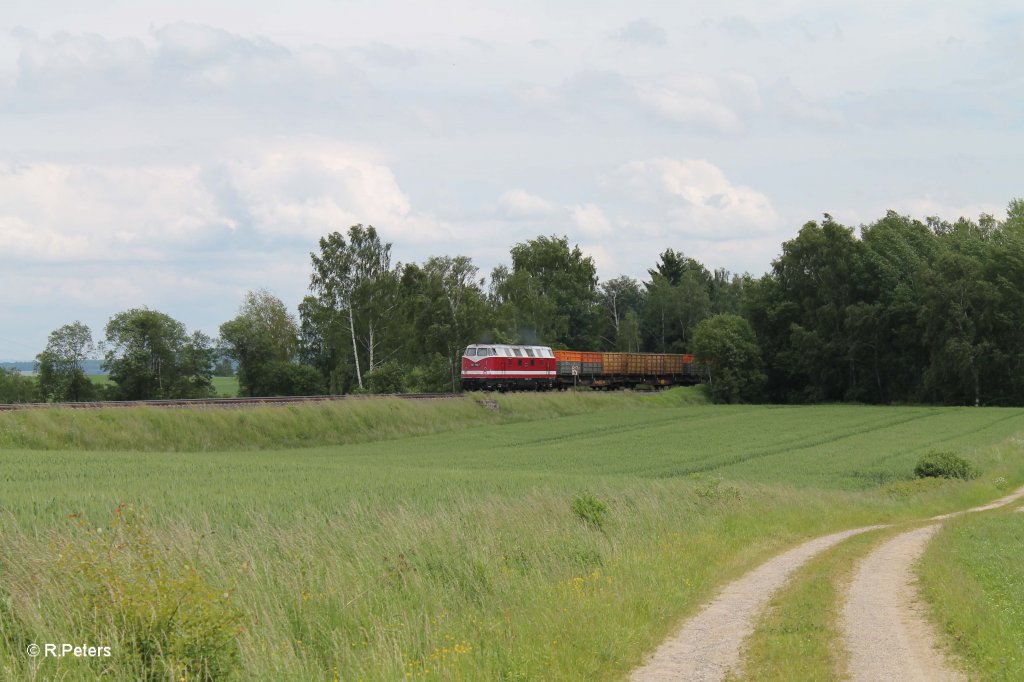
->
[3,198,1022,406]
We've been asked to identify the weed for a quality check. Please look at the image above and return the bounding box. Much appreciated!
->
[54,506,244,681]
[694,477,742,503]
[571,495,609,529]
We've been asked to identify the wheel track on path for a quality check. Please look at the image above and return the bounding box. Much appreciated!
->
[629,525,888,681]
[630,484,1024,682]
[841,484,1024,681]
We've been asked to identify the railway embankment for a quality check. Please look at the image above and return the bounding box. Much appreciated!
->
[0,386,708,451]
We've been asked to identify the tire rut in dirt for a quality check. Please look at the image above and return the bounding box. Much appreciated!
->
[630,525,886,682]
[840,524,965,682]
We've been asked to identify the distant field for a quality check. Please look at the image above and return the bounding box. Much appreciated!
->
[87,374,239,397]
[0,392,1022,680]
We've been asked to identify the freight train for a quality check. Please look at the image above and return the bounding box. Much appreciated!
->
[460,344,703,391]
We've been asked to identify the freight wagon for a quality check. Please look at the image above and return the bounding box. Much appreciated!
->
[552,350,702,389]
[460,344,702,391]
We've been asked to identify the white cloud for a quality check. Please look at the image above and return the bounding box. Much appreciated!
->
[611,158,780,239]
[0,140,453,263]
[571,203,612,237]
[0,162,222,261]
[224,142,416,239]
[634,72,762,134]
[498,189,559,218]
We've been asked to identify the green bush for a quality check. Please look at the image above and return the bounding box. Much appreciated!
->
[571,494,609,529]
[366,360,406,394]
[914,451,978,480]
[56,506,244,681]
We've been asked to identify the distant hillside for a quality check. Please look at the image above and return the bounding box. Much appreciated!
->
[0,360,107,375]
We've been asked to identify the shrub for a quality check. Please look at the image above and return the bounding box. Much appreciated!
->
[55,505,244,681]
[914,451,978,480]
[571,494,609,529]
[366,360,406,394]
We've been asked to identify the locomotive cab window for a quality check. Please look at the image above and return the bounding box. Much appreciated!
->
[465,348,476,356]
[525,348,535,358]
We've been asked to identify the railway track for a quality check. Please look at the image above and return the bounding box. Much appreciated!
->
[0,393,461,411]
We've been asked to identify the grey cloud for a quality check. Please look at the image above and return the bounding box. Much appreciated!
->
[766,79,846,129]
[355,42,421,69]
[460,36,493,51]
[4,24,369,111]
[718,17,760,41]
[560,69,632,100]
[151,22,289,68]
[611,18,667,47]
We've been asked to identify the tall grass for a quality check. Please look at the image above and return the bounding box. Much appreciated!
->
[0,388,706,452]
[0,396,1022,680]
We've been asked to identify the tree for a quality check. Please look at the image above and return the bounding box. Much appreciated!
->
[918,218,1002,405]
[308,225,400,391]
[0,367,39,403]
[220,290,311,396]
[648,249,712,289]
[399,256,490,391]
[598,276,643,350]
[693,314,765,403]
[641,272,710,353]
[493,235,600,348]
[756,216,867,401]
[36,321,97,402]
[102,308,215,400]
[617,309,641,353]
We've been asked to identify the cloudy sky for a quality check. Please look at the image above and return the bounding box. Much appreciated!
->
[2,1,1021,359]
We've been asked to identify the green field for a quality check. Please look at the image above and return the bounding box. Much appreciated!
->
[87,374,239,397]
[0,392,1022,680]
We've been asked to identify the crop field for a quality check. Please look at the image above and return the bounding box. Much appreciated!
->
[0,391,1023,680]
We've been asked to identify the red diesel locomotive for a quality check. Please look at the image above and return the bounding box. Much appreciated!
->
[460,344,557,391]
[460,344,702,391]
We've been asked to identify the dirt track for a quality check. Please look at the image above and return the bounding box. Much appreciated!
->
[629,525,887,682]
[840,524,964,682]
[840,484,1024,681]
[630,484,1024,681]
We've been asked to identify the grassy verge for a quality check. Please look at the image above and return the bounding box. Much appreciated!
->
[0,388,705,451]
[918,504,1024,681]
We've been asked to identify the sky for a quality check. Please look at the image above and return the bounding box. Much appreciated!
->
[1,0,1022,359]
